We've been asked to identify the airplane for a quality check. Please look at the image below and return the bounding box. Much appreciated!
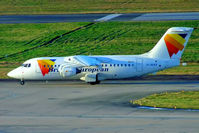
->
[7,27,194,85]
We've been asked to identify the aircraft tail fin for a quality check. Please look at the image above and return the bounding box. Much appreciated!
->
[146,27,194,59]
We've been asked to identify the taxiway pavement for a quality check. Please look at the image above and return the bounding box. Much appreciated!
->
[0,12,199,23]
[0,80,199,133]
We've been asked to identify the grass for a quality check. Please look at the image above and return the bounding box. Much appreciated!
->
[0,21,199,78]
[132,91,199,109]
[0,22,88,59]
[1,21,199,62]
[157,63,199,75]
[0,0,199,15]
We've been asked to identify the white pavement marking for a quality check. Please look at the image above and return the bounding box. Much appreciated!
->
[132,12,199,21]
[95,14,122,22]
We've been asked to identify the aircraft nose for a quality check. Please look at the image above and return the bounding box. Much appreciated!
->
[7,71,14,78]
[7,68,22,79]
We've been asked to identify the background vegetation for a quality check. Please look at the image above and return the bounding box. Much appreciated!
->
[0,0,199,15]
[1,21,199,62]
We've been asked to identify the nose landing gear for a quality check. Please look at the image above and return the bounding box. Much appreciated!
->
[20,80,25,85]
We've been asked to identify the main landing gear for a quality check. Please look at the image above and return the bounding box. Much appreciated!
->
[20,80,25,85]
[89,80,100,85]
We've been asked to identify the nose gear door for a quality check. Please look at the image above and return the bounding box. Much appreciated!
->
[21,67,24,80]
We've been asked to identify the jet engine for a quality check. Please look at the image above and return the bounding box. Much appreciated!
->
[59,64,78,77]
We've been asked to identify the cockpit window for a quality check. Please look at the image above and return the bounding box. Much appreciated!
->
[22,63,31,68]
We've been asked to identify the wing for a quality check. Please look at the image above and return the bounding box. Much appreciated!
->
[64,55,101,67]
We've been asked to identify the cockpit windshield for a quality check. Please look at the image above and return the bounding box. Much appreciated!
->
[22,63,31,67]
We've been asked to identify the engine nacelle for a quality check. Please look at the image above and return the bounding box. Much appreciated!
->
[59,66,77,77]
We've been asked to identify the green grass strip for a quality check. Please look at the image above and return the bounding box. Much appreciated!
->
[1,21,199,63]
[132,91,199,109]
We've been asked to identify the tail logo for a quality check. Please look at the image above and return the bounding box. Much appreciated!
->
[164,34,187,57]
[37,59,56,76]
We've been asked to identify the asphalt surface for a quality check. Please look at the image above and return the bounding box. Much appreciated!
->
[0,80,199,133]
[0,12,199,23]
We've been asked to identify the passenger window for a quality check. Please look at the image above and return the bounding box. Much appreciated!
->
[44,65,46,68]
[28,64,31,67]
[105,64,107,67]
[124,64,127,67]
[102,64,103,67]
[110,64,112,67]
[128,64,130,67]
[113,64,116,67]
[48,65,49,67]
[51,65,53,68]
[55,65,57,67]
[121,64,123,67]
[117,64,119,67]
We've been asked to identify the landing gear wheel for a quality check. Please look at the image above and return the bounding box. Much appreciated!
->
[89,82,96,85]
[20,80,25,85]
[96,80,100,84]
[89,81,100,85]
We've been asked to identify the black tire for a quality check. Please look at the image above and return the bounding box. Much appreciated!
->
[89,82,96,85]
[89,81,100,85]
[20,80,25,85]
[96,80,101,84]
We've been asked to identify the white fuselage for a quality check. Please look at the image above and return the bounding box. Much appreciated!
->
[8,55,180,81]
[7,27,194,84]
